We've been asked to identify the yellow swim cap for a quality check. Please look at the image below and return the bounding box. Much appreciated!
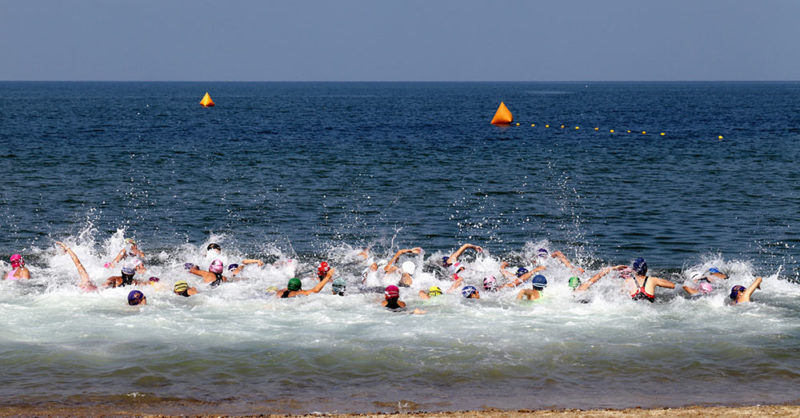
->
[174,281,189,293]
[429,286,443,296]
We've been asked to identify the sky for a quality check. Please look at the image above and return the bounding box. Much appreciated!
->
[1,0,799,81]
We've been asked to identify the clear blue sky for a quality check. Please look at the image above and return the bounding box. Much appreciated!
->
[2,0,798,81]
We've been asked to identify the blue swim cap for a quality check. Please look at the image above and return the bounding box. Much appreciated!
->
[127,290,145,306]
[531,275,547,289]
[228,263,239,271]
[462,286,477,298]
[516,267,529,277]
[708,267,721,274]
[332,278,346,295]
[632,258,647,275]
[442,256,451,266]
[729,285,746,300]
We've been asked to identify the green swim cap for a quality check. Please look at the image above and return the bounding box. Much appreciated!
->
[568,276,581,289]
[428,286,443,297]
[287,278,302,291]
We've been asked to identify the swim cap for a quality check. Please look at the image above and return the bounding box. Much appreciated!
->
[632,258,647,275]
[207,243,221,251]
[184,263,195,270]
[127,290,145,306]
[125,238,136,246]
[568,276,581,289]
[385,285,400,299]
[9,254,23,268]
[708,267,721,274]
[698,282,713,294]
[228,263,239,271]
[730,285,746,300]
[174,281,189,293]
[332,278,346,295]
[448,262,464,274]
[483,276,497,290]
[148,277,160,283]
[318,261,330,276]
[401,261,415,275]
[531,274,548,289]
[209,259,224,274]
[428,286,443,297]
[537,248,549,257]
[442,256,451,266]
[121,266,136,276]
[516,267,529,277]
[287,278,302,291]
[461,286,477,298]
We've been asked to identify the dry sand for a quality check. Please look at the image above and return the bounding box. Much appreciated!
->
[0,404,799,417]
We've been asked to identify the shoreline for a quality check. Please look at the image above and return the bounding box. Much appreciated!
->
[1,403,799,417]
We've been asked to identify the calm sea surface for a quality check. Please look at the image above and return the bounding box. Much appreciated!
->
[0,82,799,413]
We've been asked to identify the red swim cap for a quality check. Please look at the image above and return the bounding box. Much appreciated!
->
[384,285,400,299]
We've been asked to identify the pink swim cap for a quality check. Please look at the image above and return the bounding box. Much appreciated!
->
[10,254,23,268]
[698,282,713,294]
[384,285,400,299]
[209,259,224,274]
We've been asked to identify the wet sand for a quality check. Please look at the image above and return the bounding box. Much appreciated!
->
[1,404,799,417]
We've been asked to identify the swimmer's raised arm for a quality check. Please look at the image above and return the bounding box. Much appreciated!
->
[300,267,335,295]
[447,243,482,265]
[385,247,421,273]
[742,276,762,301]
[577,265,625,291]
[551,251,584,273]
[56,242,97,291]
[241,259,265,266]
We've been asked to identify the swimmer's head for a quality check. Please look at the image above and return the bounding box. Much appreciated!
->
[442,256,451,267]
[483,276,498,291]
[708,267,721,274]
[698,282,713,294]
[127,290,146,306]
[531,274,548,290]
[121,266,136,276]
[515,267,528,278]
[9,254,23,269]
[632,258,647,275]
[384,285,400,300]
[332,278,346,296]
[227,263,239,271]
[461,286,478,299]
[209,259,224,274]
[124,238,136,248]
[317,261,330,279]
[428,286,443,297]
[401,261,415,275]
[620,267,634,279]
[729,285,746,300]
[207,243,221,253]
[174,280,190,296]
[568,276,581,289]
[148,277,160,283]
[287,278,302,292]
[448,262,465,275]
[537,248,549,258]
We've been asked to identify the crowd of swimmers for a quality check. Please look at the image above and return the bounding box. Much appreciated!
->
[2,239,765,310]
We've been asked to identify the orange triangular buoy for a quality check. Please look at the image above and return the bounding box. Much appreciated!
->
[490,102,512,125]
[199,92,215,107]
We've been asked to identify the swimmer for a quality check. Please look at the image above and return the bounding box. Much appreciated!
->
[574,265,629,291]
[683,267,729,296]
[173,280,198,297]
[6,254,31,280]
[207,243,222,254]
[442,243,482,279]
[104,262,149,288]
[627,258,675,303]
[188,259,230,287]
[278,267,335,298]
[384,247,422,286]
[418,285,443,300]
[332,277,347,296]
[107,238,145,269]
[516,274,547,301]
[127,290,147,306]
[461,285,480,299]
[228,258,267,277]
[383,285,425,313]
[483,276,500,292]
[729,276,762,305]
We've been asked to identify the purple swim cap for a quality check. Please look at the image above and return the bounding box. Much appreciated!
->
[127,290,145,306]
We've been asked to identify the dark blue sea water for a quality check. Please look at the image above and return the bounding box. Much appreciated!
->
[1,82,799,413]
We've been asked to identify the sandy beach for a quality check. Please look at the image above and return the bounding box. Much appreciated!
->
[1,404,799,417]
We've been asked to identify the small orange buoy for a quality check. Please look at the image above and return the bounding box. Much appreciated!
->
[490,102,513,125]
[200,92,215,107]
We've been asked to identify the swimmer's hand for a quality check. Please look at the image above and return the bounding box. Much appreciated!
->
[184,263,196,270]
[55,241,68,252]
[412,308,426,315]
[500,261,508,269]
[411,247,422,254]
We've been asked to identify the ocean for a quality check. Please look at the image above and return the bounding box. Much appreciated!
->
[1,81,799,414]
